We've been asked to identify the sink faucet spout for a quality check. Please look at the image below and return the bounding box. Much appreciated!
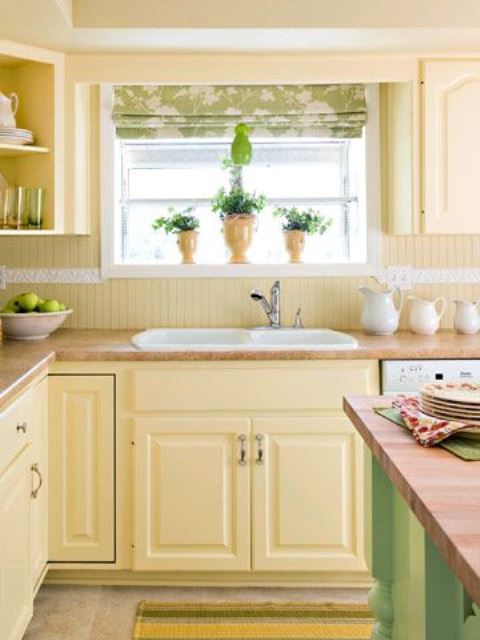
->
[250,280,281,328]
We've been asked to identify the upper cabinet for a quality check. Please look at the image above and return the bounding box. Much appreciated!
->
[0,40,68,235]
[422,60,480,234]
[386,59,480,235]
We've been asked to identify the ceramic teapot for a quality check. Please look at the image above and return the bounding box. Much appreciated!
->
[408,296,446,335]
[453,300,480,335]
[359,286,403,335]
[0,92,18,128]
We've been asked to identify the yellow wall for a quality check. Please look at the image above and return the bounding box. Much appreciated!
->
[1,52,480,330]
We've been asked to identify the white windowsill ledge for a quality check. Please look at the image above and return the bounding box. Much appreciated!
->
[101,263,377,279]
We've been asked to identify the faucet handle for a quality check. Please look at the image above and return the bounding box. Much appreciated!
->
[293,307,304,329]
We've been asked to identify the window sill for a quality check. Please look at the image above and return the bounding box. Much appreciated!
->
[101,263,377,279]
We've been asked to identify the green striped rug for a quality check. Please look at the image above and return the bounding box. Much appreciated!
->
[133,601,373,639]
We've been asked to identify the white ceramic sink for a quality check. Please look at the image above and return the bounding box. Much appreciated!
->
[131,328,250,350]
[131,328,357,351]
[249,329,358,349]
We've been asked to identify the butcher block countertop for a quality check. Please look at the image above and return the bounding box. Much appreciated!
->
[1,327,480,411]
[344,394,480,605]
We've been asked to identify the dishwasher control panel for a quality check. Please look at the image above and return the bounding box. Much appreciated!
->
[381,359,480,394]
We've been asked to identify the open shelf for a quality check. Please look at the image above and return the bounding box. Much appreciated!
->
[0,143,49,158]
[0,229,58,235]
[0,41,66,232]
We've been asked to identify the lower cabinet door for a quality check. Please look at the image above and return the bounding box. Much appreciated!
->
[31,377,48,587]
[134,417,250,571]
[48,375,115,562]
[0,447,33,640]
[252,417,366,572]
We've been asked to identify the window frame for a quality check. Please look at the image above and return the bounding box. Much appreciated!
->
[100,84,381,279]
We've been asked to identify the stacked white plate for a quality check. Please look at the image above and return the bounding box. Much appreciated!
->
[419,381,480,434]
[0,127,34,146]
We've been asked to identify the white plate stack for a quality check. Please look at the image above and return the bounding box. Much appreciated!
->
[419,381,480,432]
[0,127,34,146]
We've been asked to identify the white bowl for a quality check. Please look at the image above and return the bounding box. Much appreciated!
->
[0,309,73,340]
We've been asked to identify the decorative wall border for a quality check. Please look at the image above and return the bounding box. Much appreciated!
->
[5,268,103,284]
[3,266,480,288]
[375,266,480,290]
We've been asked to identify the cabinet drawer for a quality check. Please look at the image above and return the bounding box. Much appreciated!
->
[0,389,33,475]
[132,362,378,412]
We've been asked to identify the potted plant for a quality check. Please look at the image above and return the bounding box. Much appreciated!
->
[152,206,200,264]
[212,164,266,264]
[273,207,332,263]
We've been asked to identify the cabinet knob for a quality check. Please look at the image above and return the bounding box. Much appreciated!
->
[16,421,27,434]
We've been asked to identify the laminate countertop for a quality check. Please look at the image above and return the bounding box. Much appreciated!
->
[344,394,480,605]
[1,327,480,411]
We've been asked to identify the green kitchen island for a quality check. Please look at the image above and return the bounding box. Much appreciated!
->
[344,395,480,640]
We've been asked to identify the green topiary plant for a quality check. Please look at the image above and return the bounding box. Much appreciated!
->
[152,206,200,234]
[212,187,267,219]
[273,206,332,234]
[211,160,266,219]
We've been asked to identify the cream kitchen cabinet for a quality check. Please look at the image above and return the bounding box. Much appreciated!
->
[48,375,115,562]
[252,417,365,572]
[133,415,366,574]
[423,60,480,234]
[130,360,377,575]
[134,417,250,571]
[0,447,32,640]
[0,385,35,640]
[45,360,378,584]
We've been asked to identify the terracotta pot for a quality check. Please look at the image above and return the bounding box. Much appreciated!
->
[177,230,199,264]
[223,214,256,264]
[284,230,306,263]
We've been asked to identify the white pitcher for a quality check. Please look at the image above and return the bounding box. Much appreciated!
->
[359,286,403,335]
[408,296,446,335]
[0,92,18,128]
[453,300,480,335]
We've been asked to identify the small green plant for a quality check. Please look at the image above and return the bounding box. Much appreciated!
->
[212,187,267,218]
[273,207,332,235]
[152,206,200,234]
[212,160,266,218]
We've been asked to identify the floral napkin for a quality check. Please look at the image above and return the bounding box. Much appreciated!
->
[391,394,479,446]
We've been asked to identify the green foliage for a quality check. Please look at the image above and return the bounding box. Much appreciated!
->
[152,206,200,234]
[273,206,332,235]
[212,187,267,218]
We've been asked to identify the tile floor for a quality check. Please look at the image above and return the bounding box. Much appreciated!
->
[25,585,369,639]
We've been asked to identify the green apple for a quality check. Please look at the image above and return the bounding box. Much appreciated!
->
[38,299,61,313]
[16,292,40,312]
[3,297,21,312]
[1,302,18,313]
[58,302,67,311]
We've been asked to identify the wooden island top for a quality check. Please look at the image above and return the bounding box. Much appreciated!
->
[344,394,480,605]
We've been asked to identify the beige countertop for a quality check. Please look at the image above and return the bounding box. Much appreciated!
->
[344,394,480,606]
[1,328,480,410]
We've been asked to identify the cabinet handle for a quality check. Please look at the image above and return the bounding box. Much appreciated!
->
[255,434,265,465]
[238,434,247,465]
[16,421,27,434]
[31,463,43,499]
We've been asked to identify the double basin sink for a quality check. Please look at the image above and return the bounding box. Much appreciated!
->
[131,328,358,351]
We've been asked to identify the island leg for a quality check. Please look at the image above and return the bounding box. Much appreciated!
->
[369,457,394,640]
[425,537,480,640]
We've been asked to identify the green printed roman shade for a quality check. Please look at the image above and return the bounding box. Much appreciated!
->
[112,84,367,140]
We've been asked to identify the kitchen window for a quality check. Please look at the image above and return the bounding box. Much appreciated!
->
[100,84,380,278]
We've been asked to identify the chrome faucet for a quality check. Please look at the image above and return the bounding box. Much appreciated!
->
[250,280,281,328]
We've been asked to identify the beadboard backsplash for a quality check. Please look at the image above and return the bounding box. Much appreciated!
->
[2,232,480,329]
